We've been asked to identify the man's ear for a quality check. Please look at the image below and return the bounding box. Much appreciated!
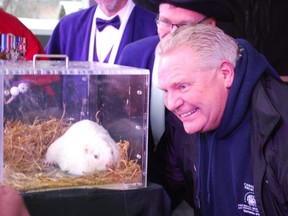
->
[210,18,217,26]
[219,60,234,89]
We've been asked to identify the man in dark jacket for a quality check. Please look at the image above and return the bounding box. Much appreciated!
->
[117,1,234,201]
[155,24,288,215]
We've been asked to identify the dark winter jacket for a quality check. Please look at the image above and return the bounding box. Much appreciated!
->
[250,73,288,215]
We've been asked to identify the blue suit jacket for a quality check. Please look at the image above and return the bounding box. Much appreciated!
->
[118,35,160,74]
[45,5,157,62]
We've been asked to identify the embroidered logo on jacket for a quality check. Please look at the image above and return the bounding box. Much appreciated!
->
[238,183,260,215]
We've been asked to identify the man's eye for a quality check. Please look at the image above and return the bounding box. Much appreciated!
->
[180,84,189,89]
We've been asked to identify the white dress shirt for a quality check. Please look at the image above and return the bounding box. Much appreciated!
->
[88,0,135,64]
[150,56,165,145]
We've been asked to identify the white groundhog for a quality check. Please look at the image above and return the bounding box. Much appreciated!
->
[45,119,120,175]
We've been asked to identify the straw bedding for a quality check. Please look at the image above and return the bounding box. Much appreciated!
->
[3,118,142,192]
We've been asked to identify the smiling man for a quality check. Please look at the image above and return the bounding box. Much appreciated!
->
[118,0,234,212]
[157,44,232,134]
[155,24,288,216]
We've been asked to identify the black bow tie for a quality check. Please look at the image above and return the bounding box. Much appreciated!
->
[96,15,121,32]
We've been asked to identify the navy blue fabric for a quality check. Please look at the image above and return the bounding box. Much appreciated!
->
[118,35,160,74]
[195,40,276,216]
[197,39,279,215]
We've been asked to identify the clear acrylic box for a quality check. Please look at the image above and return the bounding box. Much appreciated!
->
[0,56,150,192]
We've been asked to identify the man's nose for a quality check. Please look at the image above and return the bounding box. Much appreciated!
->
[165,94,183,112]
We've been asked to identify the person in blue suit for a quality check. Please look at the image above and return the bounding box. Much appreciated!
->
[45,0,157,63]
[45,0,157,123]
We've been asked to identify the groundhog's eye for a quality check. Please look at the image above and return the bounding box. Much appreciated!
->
[94,154,99,159]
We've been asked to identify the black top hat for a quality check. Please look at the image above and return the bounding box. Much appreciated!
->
[150,0,234,22]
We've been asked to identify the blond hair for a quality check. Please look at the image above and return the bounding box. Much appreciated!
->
[155,24,239,69]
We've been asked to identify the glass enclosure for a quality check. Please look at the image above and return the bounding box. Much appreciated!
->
[0,57,150,192]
